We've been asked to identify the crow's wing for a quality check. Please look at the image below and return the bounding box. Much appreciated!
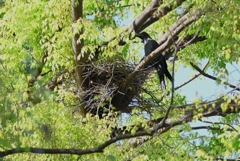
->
[144,39,159,56]
[164,67,172,82]
[158,56,172,82]
[143,38,172,90]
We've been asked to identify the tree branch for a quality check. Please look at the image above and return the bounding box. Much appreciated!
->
[191,126,222,131]
[163,34,206,59]
[1,98,239,158]
[112,10,203,107]
[94,0,188,58]
[71,0,87,116]
[130,0,160,32]
[46,69,68,90]
[138,0,187,32]
[160,45,178,125]
[190,62,240,91]
[199,120,238,132]
[175,60,209,90]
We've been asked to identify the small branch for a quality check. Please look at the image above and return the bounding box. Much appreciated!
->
[141,88,166,111]
[199,120,238,132]
[179,23,203,47]
[161,45,178,125]
[190,62,240,91]
[41,49,48,64]
[191,126,222,131]
[214,158,240,161]
[175,73,201,90]
[46,69,68,90]
[175,60,209,90]
[41,70,52,76]
[27,50,48,87]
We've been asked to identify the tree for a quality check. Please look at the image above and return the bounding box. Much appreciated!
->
[0,0,239,160]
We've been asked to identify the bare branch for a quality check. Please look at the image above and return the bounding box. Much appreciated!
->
[191,126,222,131]
[160,46,178,125]
[199,120,239,132]
[213,158,240,161]
[175,60,209,90]
[190,62,240,91]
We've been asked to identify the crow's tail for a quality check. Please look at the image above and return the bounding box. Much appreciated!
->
[156,67,166,91]
[165,69,173,82]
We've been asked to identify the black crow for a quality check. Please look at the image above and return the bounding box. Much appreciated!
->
[136,32,172,90]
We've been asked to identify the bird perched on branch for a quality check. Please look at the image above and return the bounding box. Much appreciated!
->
[135,32,172,90]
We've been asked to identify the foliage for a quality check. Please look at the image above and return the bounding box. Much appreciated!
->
[0,0,239,160]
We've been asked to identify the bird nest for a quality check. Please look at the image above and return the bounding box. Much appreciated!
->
[82,61,150,116]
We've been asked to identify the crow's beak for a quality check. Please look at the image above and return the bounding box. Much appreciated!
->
[135,33,141,38]
[135,33,143,42]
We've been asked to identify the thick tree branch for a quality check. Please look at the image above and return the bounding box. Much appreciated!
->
[138,0,187,32]
[94,0,161,49]
[71,0,87,116]
[130,0,160,32]
[157,10,202,45]
[95,0,187,57]
[163,34,206,59]
[72,0,85,81]
[113,95,240,136]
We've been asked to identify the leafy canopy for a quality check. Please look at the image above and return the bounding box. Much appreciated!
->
[0,0,239,160]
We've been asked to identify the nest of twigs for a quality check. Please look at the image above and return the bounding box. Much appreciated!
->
[82,61,151,116]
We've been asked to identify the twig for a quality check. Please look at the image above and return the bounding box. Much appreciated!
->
[190,62,240,91]
[141,88,166,111]
[180,23,203,47]
[157,24,180,124]
[175,60,209,90]
[191,126,222,131]
[199,120,238,132]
